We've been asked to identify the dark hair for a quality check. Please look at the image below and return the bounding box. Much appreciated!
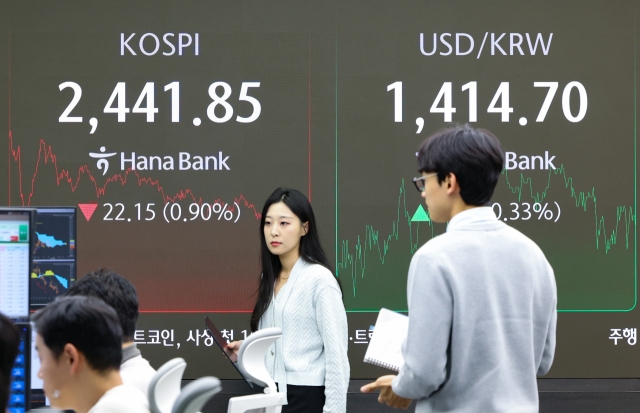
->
[0,313,20,411]
[250,188,340,331]
[32,296,122,373]
[66,268,138,342]
[418,125,504,205]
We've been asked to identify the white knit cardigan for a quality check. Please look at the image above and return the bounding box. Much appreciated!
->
[259,258,349,413]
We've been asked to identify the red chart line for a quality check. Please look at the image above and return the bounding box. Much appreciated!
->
[7,131,262,219]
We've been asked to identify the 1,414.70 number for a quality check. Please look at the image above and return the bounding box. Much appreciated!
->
[387,81,587,123]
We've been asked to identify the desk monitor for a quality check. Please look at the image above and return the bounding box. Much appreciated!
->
[7,323,30,413]
[0,209,33,321]
[28,323,47,408]
[30,207,77,308]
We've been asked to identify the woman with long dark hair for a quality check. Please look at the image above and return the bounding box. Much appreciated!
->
[226,188,349,413]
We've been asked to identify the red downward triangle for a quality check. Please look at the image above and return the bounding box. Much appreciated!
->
[78,203,98,222]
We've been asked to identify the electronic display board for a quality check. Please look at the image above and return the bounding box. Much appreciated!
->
[1,0,638,379]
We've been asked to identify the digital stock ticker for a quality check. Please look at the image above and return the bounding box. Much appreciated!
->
[1,1,638,378]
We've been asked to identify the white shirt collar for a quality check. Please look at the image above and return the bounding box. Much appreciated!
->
[446,206,497,232]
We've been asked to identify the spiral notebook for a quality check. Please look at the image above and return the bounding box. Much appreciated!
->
[363,308,409,372]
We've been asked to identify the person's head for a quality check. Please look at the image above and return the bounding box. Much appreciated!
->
[33,296,122,410]
[0,313,20,412]
[65,268,138,343]
[261,188,314,263]
[251,187,337,331]
[415,125,504,222]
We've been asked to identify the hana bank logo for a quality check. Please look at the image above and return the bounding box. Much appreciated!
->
[89,147,117,176]
[88,147,231,173]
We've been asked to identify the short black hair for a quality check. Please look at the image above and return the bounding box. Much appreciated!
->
[0,313,20,411]
[33,296,122,373]
[66,268,138,342]
[418,125,504,205]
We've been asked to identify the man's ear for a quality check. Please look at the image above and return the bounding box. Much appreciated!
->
[63,343,81,374]
[446,173,460,195]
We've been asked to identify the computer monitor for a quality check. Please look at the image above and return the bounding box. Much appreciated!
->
[25,207,77,406]
[0,209,33,321]
[30,207,77,308]
[7,323,31,413]
[29,323,47,408]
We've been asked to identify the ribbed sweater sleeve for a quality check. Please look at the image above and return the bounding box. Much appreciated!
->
[315,284,350,413]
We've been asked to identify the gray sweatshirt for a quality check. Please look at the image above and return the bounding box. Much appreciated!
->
[392,207,557,413]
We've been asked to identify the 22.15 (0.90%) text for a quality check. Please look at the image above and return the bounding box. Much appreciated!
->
[102,202,241,223]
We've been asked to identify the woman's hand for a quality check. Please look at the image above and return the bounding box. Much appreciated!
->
[224,340,243,363]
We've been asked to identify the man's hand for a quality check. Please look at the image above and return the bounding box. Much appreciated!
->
[360,375,412,409]
[223,340,242,363]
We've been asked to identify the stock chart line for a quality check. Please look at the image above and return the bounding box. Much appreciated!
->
[337,179,433,297]
[339,167,635,298]
[7,132,262,219]
[504,166,635,252]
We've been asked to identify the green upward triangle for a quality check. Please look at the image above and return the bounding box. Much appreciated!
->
[411,204,430,222]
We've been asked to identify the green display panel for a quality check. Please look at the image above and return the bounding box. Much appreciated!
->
[335,3,636,312]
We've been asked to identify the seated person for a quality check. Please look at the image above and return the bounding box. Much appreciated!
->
[0,312,20,412]
[33,296,149,413]
[66,268,156,395]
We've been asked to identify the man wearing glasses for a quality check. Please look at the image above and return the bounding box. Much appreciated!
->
[362,125,557,413]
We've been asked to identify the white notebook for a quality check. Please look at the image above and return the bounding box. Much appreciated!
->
[363,308,409,372]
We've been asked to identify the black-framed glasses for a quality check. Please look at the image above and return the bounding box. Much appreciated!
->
[412,173,438,192]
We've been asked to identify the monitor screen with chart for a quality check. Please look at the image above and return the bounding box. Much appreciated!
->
[30,207,77,308]
[0,209,32,321]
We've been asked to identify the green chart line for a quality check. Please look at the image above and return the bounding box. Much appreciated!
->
[504,166,635,253]
[338,166,635,298]
[337,179,434,297]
